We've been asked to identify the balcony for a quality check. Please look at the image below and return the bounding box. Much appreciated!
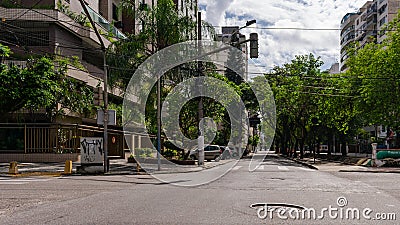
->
[0,6,91,39]
[356,31,366,41]
[341,35,355,47]
[85,5,126,40]
[365,30,377,39]
[365,18,377,30]
[341,25,355,37]
[366,5,377,18]
[340,13,357,29]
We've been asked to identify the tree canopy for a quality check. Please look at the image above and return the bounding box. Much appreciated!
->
[0,44,93,121]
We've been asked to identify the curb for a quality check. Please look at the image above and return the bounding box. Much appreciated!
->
[279,155,319,170]
[339,169,400,174]
[0,159,237,177]
[0,172,65,177]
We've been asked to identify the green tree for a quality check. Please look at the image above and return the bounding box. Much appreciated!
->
[0,44,93,121]
[109,0,196,90]
[346,11,400,147]
[265,53,359,157]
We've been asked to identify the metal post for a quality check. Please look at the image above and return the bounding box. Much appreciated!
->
[103,53,109,173]
[371,143,377,167]
[197,11,204,166]
[79,0,108,173]
[157,75,162,171]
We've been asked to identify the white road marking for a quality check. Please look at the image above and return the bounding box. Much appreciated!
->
[298,167,314,171]
[0,177,52,185]
[278,166,289,171]
[257,165,265,170]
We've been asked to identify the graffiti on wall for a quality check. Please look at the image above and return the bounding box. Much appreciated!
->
[80,137,103,164]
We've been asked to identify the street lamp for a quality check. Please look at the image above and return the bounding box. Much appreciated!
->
[245,20,256,28]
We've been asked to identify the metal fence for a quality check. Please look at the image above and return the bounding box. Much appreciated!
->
[0,123,128,157]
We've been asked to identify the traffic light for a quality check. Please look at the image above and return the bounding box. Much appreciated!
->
[249,33,258,58]
[93,87,103,106]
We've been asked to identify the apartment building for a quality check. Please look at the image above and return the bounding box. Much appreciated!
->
[339,12,358,71]
[0,0,193,120]
[0,0,198,161]
[339,0,400,71]
[0,0,128,100]
[173,0,197,19]
[377,0,400,43]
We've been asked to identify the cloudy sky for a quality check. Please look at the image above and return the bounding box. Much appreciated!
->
[198,0,367,75]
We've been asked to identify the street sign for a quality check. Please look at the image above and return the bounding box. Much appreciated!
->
[80,137,103,165]
[97,109,116,125]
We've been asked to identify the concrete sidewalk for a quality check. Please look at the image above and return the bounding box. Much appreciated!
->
[0,157,237,177]
[282,155,400,173]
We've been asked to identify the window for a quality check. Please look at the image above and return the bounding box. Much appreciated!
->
[379,16,386,26]
[112,3,118,21]
[378,4,387,15]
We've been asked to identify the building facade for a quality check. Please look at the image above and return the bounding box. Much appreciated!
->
[0,0,127,94]
[377,0,400,43]
[340,0,400,71]
[0,0,198,161]
[339,12,358,71]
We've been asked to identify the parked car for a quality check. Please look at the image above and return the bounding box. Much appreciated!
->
[189,145,221,161]
[220,146,238,159]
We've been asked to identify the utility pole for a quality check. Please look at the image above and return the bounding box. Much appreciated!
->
[79,0,109,173]
[156,62,161,171]
[197,11,204,166]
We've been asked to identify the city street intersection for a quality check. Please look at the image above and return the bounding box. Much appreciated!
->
[0,154,398,224]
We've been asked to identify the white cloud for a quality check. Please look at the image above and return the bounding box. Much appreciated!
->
[198,0,366,74]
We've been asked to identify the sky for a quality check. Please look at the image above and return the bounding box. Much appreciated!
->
[198,0,367,76]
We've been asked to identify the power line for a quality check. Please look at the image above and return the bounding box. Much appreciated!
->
[2,1,125,44]
[0,22,103,52]
[296,91,357,98]
[9,0,44,22]
[212,25,398,32]
[4,2,92,32]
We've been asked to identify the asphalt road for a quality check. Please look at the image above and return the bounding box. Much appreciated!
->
[0,154,398,224]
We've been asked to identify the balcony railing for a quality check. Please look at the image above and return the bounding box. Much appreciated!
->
[367,5,377,18]
[341,25,355,37]
[85,5,126,39]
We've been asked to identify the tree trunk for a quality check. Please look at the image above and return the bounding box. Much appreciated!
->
[294,139,299,158]
[341,139,347,157]
[327,131,333,159]
[299,139,304,159]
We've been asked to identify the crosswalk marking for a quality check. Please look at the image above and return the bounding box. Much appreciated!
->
[251,165,314,172]
[0,177,52,185]
[277,166,289,171]
[298,167,314,171]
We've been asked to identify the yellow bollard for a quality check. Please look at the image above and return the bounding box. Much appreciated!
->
[9,161,18,174]
[64,160,72,174]
[136,162,141,172]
